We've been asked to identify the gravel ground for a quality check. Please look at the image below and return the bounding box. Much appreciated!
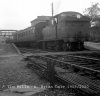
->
[0,55,49,90]
[0,55,77,96]
[0,43,18,55]
[0,43,77,96]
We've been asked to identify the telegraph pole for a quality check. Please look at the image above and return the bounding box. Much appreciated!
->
[51,1,58,39]
[52,2,54,17]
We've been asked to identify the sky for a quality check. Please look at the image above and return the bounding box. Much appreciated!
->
[0,0,100,30]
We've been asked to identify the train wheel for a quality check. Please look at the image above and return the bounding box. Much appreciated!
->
[42,42,46,50]
[55,41,59,51]
[70,43,76,51]
[68,43,71,51]
[55,45,59,51]
[77,42,80,50]
[63,42,73,51]
[63,43,68,51]
[78,42,84,50]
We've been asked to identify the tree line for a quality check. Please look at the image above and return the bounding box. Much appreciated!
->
[83,2,100,27]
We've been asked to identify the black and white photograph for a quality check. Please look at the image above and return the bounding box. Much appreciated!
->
[0,0,100,96]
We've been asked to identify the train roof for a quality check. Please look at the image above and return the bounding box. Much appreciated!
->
[15,26,32,34]
[31,16,51,27]
[54,11,90,21]
[57,11,83,16]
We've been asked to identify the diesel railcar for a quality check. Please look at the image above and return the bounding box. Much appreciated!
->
[12,11,90,51]
[41,11,90,50]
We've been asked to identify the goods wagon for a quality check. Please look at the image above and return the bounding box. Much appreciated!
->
[42,11,90,50]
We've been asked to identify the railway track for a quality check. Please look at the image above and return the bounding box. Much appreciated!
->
[47,54,100,73]
[19,48,100,95]
[24,55,100,95]
[19,48,100,78]
[69,52,100,60]
[19,47,100,57]
[19,48,49,53]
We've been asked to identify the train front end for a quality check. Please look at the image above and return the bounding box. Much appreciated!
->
[56,12,90,50]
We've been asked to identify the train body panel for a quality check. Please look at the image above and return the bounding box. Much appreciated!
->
[42,26,56,40]
[34,22,48,41]
[15,27,36,42]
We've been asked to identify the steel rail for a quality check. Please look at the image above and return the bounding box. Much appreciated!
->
[67,54,100,61]
[38,56,100,73]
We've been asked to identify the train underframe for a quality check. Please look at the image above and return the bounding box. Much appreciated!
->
[14,40,84,51]
[38,40,84,51]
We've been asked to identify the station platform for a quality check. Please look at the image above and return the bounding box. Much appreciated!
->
[84,42,100,50]
[0,42,48,96]
[0,43,20,55]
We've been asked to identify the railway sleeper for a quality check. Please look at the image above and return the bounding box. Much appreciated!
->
[27,56,100,83]
[40,56,100,72]
[55,66,100,88]
[55,66,100,87]
[75,69,100,80]
[54,75,90,96]
[56,73,100,95]
[56,63,100,81]
[26,59,56,80]
[27,62,49,78]
[26,56,100,95]
[36,56,99,74]
[56,75,97,95]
